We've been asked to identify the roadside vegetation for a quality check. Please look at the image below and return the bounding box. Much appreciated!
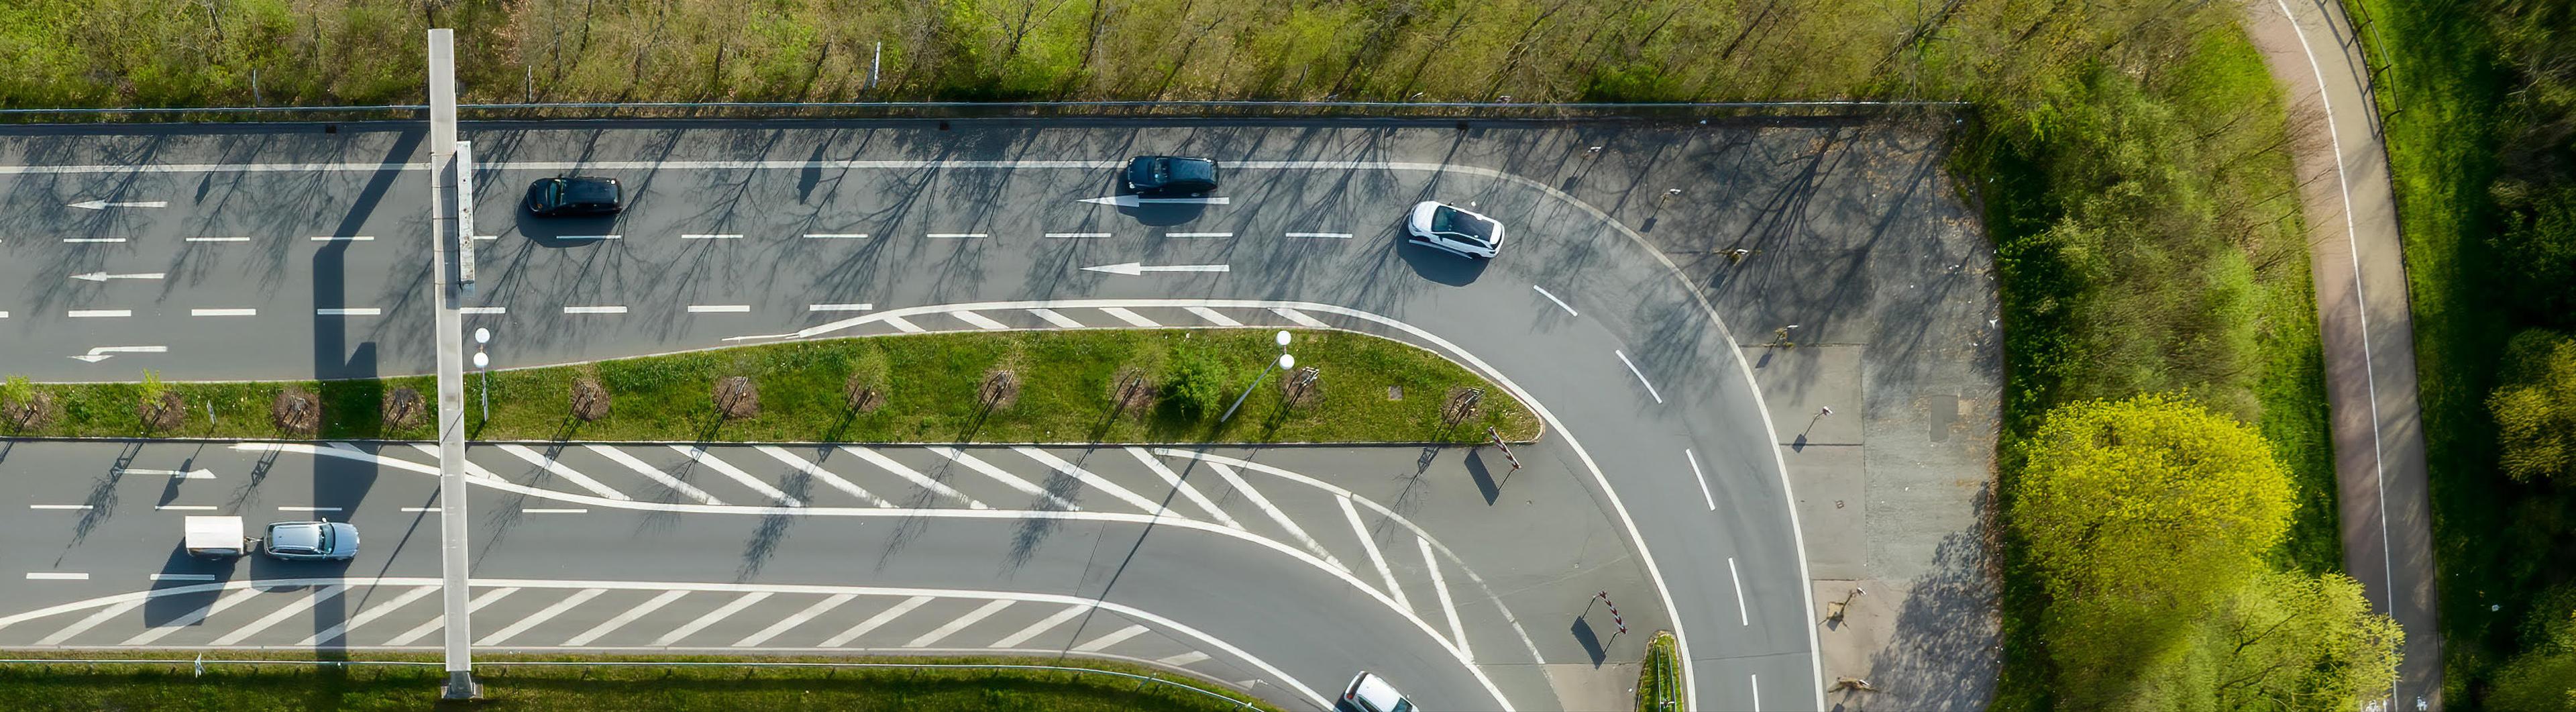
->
[2339,0,2576,705]
[0,329,1538,444]
[1634,631,1682,712]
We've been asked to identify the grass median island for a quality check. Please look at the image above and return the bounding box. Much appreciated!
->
[0,329,1539,444]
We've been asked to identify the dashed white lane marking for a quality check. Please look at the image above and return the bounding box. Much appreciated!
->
[399,507,437,513]
[315,308,381,316]
[953,310,1010,330]
[588,445,724,505]
[523,508,588,514]
[674,446,804,507]
[185,237,252,243]
[38,600,145,645]
[1419,537,1468,658]
[68,309,129,318]
[1099,307,1159,327]
[926,233,985,239]
[1533,285,1578,317]
[472,235,498,242]
[1158,651,1212,666]
[687,305,752,313]
[63,238,126,244]
[1014,448,1165,513]
[297,584,440,646]
[563,305,628,315]
[1070,623,1149,652]
[460,307,506,315]
[1727,557,1750,626]
[559,234,623,240]
[309,236,373,242]
[755,446,894,508]
[387,587,520,646]
[809,303,874,312]
[682,234,745,240]
[1270,308,1329,328]
[494,444,634,501]
[1686,450,1716,511]
[563,589,689,646]
[278,505,342,512]
[989,603,1090,648]
[1614,350,1664,404]
[154,505,217,511]
[1028,308,1084,328]
[191,308,257,317]
[1339,497,1413,610]
[1165,232,1232,238]
[821,595,932,647]
[883,315,925,333]
[1184,306,1241,327]
[24,572,89,580]
[122,589,260,645]
[1203,462,1347,574]
[842,446,987,509]
[28,505,93,510]
[926,447,1079,511]
[1750,674,1762,711]
[478,588,606,646]
[1124,448,1242,529]
[0,311,8,318]
[149,574,217,582]
[653,591,773,646]
[1044,232,1112,238]
[733,593,858,647]
[905,599,1013,648]
[1285,232,1352,239]
[209,584,347,646]
[802,233,869,239]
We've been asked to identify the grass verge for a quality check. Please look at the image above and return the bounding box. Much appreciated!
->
[0,329,1539,444]
[1634,630,1682,712]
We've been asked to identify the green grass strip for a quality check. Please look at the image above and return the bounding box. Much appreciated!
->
[1633,630,1682,712]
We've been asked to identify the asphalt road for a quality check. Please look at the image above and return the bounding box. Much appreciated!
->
[0,121,1829,711]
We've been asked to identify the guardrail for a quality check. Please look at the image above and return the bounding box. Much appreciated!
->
[0,99,1971,123]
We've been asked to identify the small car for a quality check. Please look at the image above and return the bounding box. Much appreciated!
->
[1123,156,1220,197]
[1338,672,1414,712]
[1406,201,1505,258]
[525,176,625,216]
[260,520,360,561]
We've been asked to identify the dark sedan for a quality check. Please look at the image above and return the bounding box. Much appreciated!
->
[525,176,625,216]
[1123,156,1220,197]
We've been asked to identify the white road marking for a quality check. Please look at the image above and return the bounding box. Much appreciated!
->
[883,315,925,333]
[154,505,217,511]
[809,303,874,312]
[989,603,1090,648]
[1027,308,1084,328]
[952,310,1010,330]
[732,593,858,647]
[309,236,373,242]
[1184,306,1241,327]
[69,345,166,362]
[62,238,127,244]
[926,232,985,238]
[926,447,1079,511]
[802,233,869,239]
[209,584,347,646]
[315,308,381,316]
[1614,350,1664,404]
[687,304,752,313]
[473,235,498,241]
[478,588,606,646]
[25,572,89,580]
[755,446,894,508]
[460,307,506,315]
[558,234,622,240]
[0,311,7,318]
[122,589,260,645]
[841,446,986,509]
[1533,285,1578,317]
[38,600,146,645]
[1285,232,1352,239]
[1270,308,1328,328]
[1044,232,1112,238]
[1339,496,1413,609]
[563,589,689,646]
[68,309,130,318]
[820,595,931,647]
[674,446,804,507]
[681,234,744,240]
[1014,448,1165,513]
[905,599,1013,648]
[563,305,628,315]
[1099,307,1160,327]
[149,574,217,581]
[1727,557,1750,625]
[494,444,634,501]
[1157,651,1212,666]
[70,271,165,282]
[1687,449,1716,511]
[387,587,520,646]
[1165,232,1232,238]
[191,308,257,317]
[186,236,252,242]
[1420,537,1468,658]
[28,505,93,510]
[399,507,437,513]
[1203,462,1347,574]
[297,584,440,646]
[113,468,215,480]
[1750,674,1761,712]
[1124,448,1242,529]
[278,506,343,512]
[653,591,774,646]
[588,445,724,505]
[523,509,588,513]
[1075,195,1231,207]
[68,199,166,209]
[1070,623,1149,652]
[1081,262,1230,276]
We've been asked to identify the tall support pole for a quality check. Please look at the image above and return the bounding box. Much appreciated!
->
[426,28,479,701]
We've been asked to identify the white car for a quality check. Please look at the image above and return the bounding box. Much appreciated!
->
[1340,672,1415,712]
[1406,201,1505,258]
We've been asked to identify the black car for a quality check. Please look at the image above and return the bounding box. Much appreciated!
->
[1123,156,1220,197]
[525,176,625,216]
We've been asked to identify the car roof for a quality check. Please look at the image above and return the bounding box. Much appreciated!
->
[561,176,620,203]
[1352,673,1406,709]
[268,521,324,551]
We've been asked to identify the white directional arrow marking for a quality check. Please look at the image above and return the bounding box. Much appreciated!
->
[68,346,167,362]
[1076,195,1232,207]
[1081,262,1232,276]
[114,468,216,479]
[67,200,168,210]
[70,272,166,282]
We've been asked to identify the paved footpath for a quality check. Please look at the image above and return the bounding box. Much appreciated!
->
[2245,0,2443,708]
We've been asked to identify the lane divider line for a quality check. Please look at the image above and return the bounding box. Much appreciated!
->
[1285,232,1352,239]
[523,508,589,514]
[460,307,506,315]
[681,234,745,240]
[562,305,628,315]
[1044,232,1112,238]
[68,309,130,318]
[1727,557,1750,626]
[191,308,257,317]
[686,305,752,313]
[62,238,127,244]
[1165,232,1232,238]
[149,574,217,582]
[185,236,252,243]
[926,233,985,239]
[309,236,374,242]
[154,505,217,511]
[28,505,93,510]
[315,308,381,316]
[802,233,868,240]
[1614,350,1664,404]
[278,506,343,512]
[1533,285,1579,317]
[808,303,873,312]
[557,234,622,240]
[1687,449,1716,511]
[24,572,89,580]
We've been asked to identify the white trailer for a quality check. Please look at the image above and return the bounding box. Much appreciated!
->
[184,515,247,559]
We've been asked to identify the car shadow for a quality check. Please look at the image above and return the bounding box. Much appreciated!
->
[1397,238,1491,286]
[142,546,239,627]
[517,211,627,248]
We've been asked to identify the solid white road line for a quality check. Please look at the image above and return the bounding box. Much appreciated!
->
[674,446,804,507]
[842,446,986,509]
[473,235,499,242]
[989,603,1090,648]
[186,236,252,242]
[926,233,985,238]
[681,234,745,240]
[63,238,127,244]
[1727,557,1750,626]
[1533,285,1578,317]
[1184,306,1242,327]
[905,599,1013,648]
[68,309,130,318]
[1027,308,1084,328]
[1419,536,1469,658]
[1686,449,1716,511]
[821,595,932,647]
[653,591,773,646]
[399,507,437,513]
[1339,496,1413,610]
[755,446,894,508]
[952,310,1010,330]
[297,584,441,646]
[1203,462,1348,574]
[278,506,343,512]
[28,505,93,510]
[687,305,752,313]
[1099,307,1159,327]
[1124,448,1242,529]
[154,505,217,511]
[523,508,588,513]
[1157,651,1212,666]
[883,315,925,333]
[1165,232,1232,238]
[25,572,89,580]
[494,444,634,501]
[149,574,217,582]
[122,589,261,645]
[460,307,506,315]
[209,584,347,646]
[315,308,380,316]
[559,234,622,240]
[588,445,724,505]
[564,589,690,646]
[309,236,373,242]
[563,305,628,315]
[1070,623,1149,652]
[38,600,146,646]
[1270,308,1329,328]
[1014,448,1164,513]
[387,587,519,646]
[478,588,606,646]
[809,303,874,312]
[927,447,1079,511]
[733,593,858,647]
[1614,350,1664,404]
[1285,232,1352,239]
[1044,232,1112,238]
[802,233,869,239]
[191,308,257,317]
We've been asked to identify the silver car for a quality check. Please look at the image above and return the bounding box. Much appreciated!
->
[1339,672,1414,712]
[261,521,360,561]
[1406,201,1505,258]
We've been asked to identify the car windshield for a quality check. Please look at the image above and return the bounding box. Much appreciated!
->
[543,181,564,204]
[1433,207,1493,244]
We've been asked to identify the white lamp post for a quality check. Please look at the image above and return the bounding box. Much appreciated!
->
[472,328,490,423]
[1220,331,1296,423]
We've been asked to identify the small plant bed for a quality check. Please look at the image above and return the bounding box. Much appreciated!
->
[1634,630,1683,712]
[0,329,1540,444]
[0,651,1281,712]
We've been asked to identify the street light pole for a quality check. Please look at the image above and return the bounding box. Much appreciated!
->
[1220,330,1298,423]
[472,328,490,423]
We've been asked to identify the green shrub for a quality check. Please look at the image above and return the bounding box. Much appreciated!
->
[2491,329,2576,482]
[1162,341,1232,420]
